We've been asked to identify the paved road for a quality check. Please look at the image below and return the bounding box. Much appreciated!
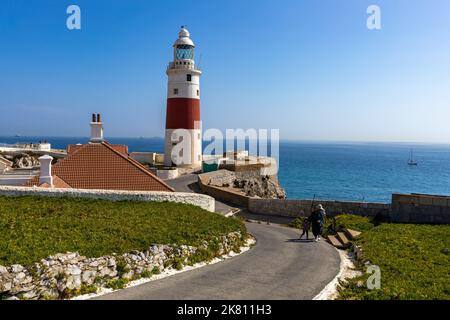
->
[96,222,340,300]
[164,174,199,193]
[165,174,234,215]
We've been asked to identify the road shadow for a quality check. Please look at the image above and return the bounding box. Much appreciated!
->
[236,210,295,225]
[187,182,201,192]
[286,238,315,243]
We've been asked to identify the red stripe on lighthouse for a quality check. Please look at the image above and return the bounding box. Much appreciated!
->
[166,98,200,129]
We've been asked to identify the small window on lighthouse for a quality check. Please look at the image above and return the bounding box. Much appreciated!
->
[197,90,200,96]
[173,88,179,95]
[187,74,192,82]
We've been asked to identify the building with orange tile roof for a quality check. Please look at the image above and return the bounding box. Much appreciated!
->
[25,114,174,192]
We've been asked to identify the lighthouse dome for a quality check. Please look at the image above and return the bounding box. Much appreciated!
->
[174,26,194,47]
[179,27,190,38]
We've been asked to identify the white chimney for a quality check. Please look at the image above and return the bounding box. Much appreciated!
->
[38,155,53,187]
[90,113,104,142]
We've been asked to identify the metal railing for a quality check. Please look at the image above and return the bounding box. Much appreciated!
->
[167,62,201,72]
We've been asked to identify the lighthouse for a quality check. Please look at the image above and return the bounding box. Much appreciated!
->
[164,26,202,167]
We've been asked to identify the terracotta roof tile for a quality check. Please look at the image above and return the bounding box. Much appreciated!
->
[27,175,72,188]
[51,176,72,188]
[26,141,173,192]
[67,144,83,154]
[68,143,128,155]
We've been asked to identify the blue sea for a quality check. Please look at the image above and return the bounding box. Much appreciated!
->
[2,136,450,203]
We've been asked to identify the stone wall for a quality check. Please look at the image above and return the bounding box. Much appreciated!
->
[0,231,245,300]
[198,171,450,224]
[198,171,389,218]
[391,193,450,224]
[156,168,179,180]
[198,170,286,204]
[0,186,215,212]
[198,172,250,207]
[248,198,390,218]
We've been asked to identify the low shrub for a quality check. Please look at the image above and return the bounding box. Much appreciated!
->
[140,269,153,278]
[288,217,307,229]
[106,278,129,290]
[151,266,161,275]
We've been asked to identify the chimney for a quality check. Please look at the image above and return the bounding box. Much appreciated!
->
[38,155,53,187]
[90,113,104,142]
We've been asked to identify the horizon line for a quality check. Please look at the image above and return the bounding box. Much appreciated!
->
[1,135,450,146]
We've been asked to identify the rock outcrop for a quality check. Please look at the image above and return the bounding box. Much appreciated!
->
[208,170,286,199]
[238,175,286,199]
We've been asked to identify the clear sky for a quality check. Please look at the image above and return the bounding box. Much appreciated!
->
[1,0,449,142]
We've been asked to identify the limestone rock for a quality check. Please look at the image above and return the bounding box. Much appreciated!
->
[82,270,97,284]
[11,264,24,273]
[0,231,245,300]
[66,266,81,276]
[208,169,286,199]
[107,258,116,267]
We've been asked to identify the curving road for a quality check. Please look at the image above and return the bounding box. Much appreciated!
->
[165,173,234,215]
[95,222,340,300]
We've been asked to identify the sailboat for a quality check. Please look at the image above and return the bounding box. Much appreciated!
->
[408,149,418,166]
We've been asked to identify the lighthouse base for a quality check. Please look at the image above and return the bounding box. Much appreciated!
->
[164,129,202,168]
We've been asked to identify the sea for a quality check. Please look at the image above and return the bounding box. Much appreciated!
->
[2,136,450,204]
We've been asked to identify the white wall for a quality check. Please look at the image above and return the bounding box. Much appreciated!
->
[0,186,215,212]
[130,152,156,165]
[167,69,201,99]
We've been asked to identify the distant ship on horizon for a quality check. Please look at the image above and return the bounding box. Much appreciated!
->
[408,149,418,166]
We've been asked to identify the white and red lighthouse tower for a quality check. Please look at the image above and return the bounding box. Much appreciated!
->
[164,26,202,167]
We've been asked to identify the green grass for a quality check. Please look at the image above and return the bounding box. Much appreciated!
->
[0,196,246,266]
[289,214,375,236]
[335,216,450,300]
[331,214,376,233]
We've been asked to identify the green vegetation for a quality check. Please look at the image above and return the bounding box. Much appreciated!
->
[60,284,98,299]
[289,214,375,236]
[115,257,131,277]
[288,216,306,229]
[140,266,160,279]
[187,247,215,265]
[151,266,161,275]
[172,257,184,270]
[0,196,246,266]
[106,278,129,290]
[290,214,450,299]
[330,215,450,300]
[329,214,376,233]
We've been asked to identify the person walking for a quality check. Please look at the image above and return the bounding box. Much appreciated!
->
[310,204,326,242]
[299,217,311,240]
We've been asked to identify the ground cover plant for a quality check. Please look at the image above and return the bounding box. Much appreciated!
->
[334,215,449,300]
[0,196,246,266]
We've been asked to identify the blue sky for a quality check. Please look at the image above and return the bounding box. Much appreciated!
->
[0,0,449,142]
